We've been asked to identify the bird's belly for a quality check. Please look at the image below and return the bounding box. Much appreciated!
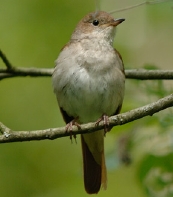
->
[57,68,124,123]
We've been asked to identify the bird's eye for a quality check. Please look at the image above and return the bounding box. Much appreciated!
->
[92,20,99,26]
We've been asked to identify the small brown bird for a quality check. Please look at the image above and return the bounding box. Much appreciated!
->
[52,11,125,194]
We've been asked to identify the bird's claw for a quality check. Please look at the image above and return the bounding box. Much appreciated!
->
[65,119,81,143]
[95,114,110,135]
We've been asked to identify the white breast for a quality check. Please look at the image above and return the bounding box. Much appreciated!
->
[52,40,125,123]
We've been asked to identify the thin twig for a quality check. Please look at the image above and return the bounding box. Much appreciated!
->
[1,50,173,80]
[1,51,173,80]
[1,68,173,80]
[0,49,13,70]
[0,67,53,80]
[0,93,172,143]
[109,0,173,14]
[125,69,173,80]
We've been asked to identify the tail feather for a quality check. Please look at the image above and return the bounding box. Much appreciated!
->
[81,135,101,194]
[101,151,107,190]
[81,131,107,194]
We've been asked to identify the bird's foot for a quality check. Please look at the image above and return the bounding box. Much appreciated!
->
[95,114,110,136]
[65,118,81,143]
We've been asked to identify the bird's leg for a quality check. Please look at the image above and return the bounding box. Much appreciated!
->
[95,114,110,135]
[65,118,81,143]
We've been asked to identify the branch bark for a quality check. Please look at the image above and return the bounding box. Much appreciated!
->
[0,67,53,79]
[0,93,173,144]
[125,69,173,80]
[1,67,173,80]
[1,49,173,80]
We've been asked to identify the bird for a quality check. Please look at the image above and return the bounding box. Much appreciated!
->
[52,10,125,194]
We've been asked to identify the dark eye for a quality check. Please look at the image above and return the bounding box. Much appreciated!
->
[92,20,99,26]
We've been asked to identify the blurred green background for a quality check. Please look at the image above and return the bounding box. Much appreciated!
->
[0,0,173,196]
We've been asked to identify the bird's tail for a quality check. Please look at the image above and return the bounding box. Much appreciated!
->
[81,130,107,194]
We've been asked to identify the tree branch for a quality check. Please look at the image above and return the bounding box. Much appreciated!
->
[0,93,172,144]
[1,67,173,80]
[125,69,173,80]
[1,50,173,80]
[0,67,53,80]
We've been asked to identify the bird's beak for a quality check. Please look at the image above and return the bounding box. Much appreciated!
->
[111,18,125,26]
